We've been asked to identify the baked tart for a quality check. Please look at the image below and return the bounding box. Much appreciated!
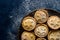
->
[34,24,48,37]
[48,30,60,40]
[47,16,60,30]
[21,31,35,40]
[22,16,36,31]
[34,9,49,23]
[36,38,46,40]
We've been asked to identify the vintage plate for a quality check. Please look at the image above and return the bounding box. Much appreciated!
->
[18,8,60,40]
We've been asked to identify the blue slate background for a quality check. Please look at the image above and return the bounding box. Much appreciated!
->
[0,0,60,40]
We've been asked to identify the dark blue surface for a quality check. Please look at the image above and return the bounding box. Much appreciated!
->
[0,0,60,40]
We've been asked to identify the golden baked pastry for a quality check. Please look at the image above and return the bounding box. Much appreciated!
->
[34,24,48,37]
[48,30,60,40]
[34,9,49,23]
[47,16,60,30]
[21,31,35,40]
[36,38,46,40]
[22,16,36,31]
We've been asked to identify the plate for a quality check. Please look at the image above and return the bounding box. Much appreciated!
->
[18,8,60,40]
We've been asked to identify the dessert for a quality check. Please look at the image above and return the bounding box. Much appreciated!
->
[34,9,49,23]
[21,31,35,40]
[36,38,46,40]
[48,30,60,40]
[47,16,60,30]
[34,24,48,37]
[22,16,36,31]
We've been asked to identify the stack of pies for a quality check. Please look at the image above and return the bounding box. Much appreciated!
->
[20,9,60,40]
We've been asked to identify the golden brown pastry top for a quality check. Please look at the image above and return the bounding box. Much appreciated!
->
[34,9,49,23]
[48,30,60,40]
[47,16,60,30]
[34,24,48,37]
[36,38,46,40]
[22,16,36,31]
[21,31,35,40]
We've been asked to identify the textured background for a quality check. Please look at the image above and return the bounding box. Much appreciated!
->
[0,0,60,40]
